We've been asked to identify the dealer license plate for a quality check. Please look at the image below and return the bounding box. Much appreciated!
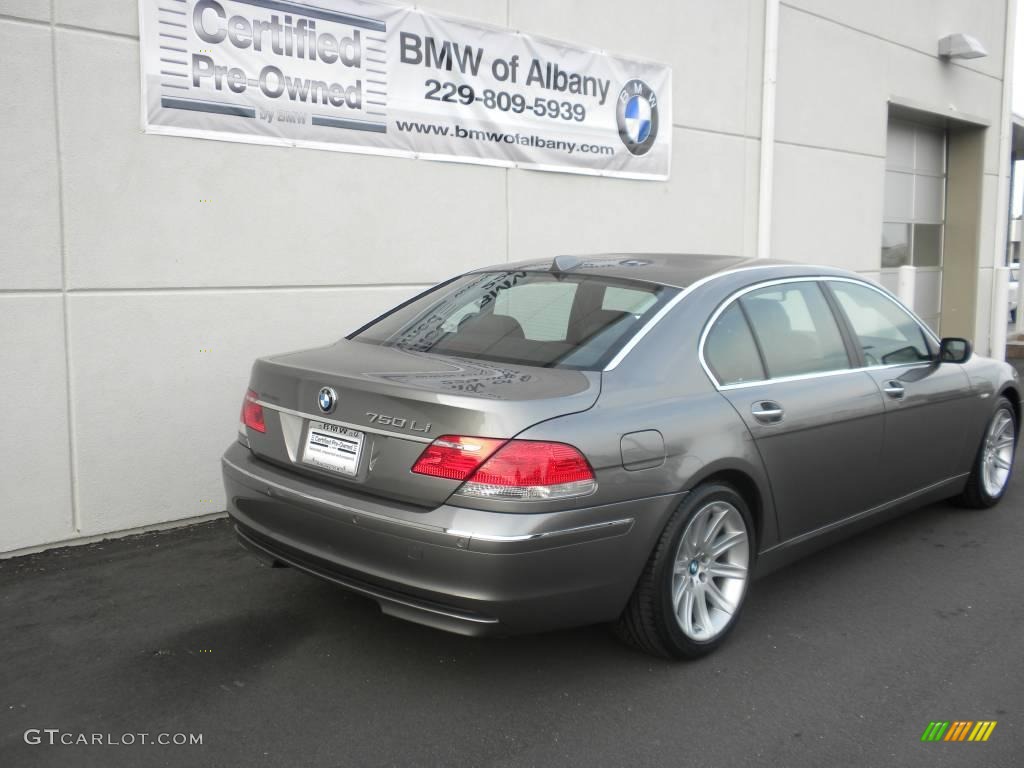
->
[301,421,363,476]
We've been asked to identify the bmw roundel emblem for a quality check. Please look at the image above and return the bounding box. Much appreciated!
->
[317,386,337,414]
[616,79,659,156]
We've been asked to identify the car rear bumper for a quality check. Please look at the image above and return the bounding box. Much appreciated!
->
[221,442,683,636]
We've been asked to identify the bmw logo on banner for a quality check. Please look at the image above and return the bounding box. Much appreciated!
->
[616,79,660,156]
[317,387,338,414]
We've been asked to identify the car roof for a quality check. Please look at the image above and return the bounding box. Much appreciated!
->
[473,253,853,289]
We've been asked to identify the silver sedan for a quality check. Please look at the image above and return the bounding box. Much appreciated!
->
[222,254,1019,658]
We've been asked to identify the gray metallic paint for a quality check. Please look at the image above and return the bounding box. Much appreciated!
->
[222,255,1020,636]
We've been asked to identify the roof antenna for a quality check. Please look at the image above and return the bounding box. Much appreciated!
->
[550,255,582,274]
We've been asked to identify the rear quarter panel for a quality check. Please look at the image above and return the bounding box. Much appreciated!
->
[512,280,779,553]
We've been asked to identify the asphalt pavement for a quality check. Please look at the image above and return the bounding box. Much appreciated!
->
[2,464,1022,767]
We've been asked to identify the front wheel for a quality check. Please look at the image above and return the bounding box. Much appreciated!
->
[957,397,1017,508]
[615,483,753,659]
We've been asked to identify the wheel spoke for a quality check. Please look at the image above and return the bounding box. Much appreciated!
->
[678,588,696,636]
[672,579,686,611]
[995,437,1015,450]
[686,510,706,554]
[702,506,729,548]
[694,588,712,634]
[995,456,1012,470]
[704,579,734,615]
[707,561,747,580]
[709,530,747,559]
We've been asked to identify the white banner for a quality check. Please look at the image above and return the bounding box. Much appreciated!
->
[139,0,672,179]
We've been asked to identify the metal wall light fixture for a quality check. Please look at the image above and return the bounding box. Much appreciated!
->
[938,33,989,59]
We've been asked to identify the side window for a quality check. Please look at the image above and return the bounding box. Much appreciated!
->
[740,282,850,378]
[704,304,766,386]
[827,281,932,365]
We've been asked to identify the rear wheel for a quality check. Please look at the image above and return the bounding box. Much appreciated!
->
[957,397,1017,508]
[615,483,753,659]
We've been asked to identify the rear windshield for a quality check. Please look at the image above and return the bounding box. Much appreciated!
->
[350,271,678,370]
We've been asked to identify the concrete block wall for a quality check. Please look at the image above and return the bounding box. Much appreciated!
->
[0,0,1009,553]
[0,0,765,553]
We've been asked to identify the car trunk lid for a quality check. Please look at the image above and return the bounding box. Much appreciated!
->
[243,340,600,506]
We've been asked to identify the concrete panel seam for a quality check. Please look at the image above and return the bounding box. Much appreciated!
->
[53,21,139,42]
[776,138,886,161]
[673,122,751,141]
[505,169,511,263]
[779,2,1004,82]
[0,12,48,29]
[50,0,80,535]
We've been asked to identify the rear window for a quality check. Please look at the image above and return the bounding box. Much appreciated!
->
[351,271,677,370]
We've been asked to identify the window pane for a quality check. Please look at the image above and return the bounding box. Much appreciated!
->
[494,282,576,341]
[914,127,945,174]
[885,122,915,170]
[883,170,914,221]
[912,223,942,267]
[881,222,910,268]
[352,271,676,370]
[704,304,765,386]
[828,281,932,366]
[913,175,944,222]
[602,285,658,314]
[741,282,850,378]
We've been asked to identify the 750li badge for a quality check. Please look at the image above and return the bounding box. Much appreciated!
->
[366,412,431,433]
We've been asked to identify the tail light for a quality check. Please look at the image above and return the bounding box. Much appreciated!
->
[411,436,596,500]
[241,389,266,433]
[410,436,505,480]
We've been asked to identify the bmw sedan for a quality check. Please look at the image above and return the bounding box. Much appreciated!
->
[221,254,1019,658]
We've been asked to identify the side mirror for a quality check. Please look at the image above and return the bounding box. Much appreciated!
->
[939,337,972,364]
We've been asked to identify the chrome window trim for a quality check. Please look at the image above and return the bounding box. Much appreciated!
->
[698,276,941,390]
[603,263,785,371]
[254,400,434,444]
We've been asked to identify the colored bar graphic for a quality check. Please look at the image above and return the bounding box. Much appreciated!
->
[922,720,996,742]
[944,721,971,741]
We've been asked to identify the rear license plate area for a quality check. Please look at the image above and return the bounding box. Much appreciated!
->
[301,421,364,477]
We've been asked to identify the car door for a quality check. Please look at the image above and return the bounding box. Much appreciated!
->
[703,279,887,541]
[825,279,972,500]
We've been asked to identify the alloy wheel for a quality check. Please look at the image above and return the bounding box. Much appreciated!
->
[671,500,750,642]
[981,409,1015,497]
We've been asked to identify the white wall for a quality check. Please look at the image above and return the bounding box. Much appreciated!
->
[771,1,1009,352]
[0,0,1009,553]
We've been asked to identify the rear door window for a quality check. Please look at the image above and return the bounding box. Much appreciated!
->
[739,282,851,378]
[704,303,766,386]
[352,271,677,370]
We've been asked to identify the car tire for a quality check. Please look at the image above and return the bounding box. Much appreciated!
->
[614,483,754,659]
[956,396,1017,509]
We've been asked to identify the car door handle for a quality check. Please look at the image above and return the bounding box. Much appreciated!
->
[751,401,784,423]
[883,380,905,399]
